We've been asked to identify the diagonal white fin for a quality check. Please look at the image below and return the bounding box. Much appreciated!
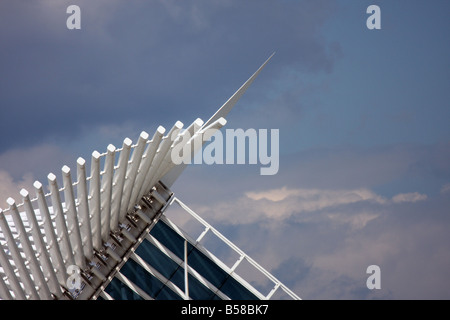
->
[161,53,274,187]
[202,52,275,128]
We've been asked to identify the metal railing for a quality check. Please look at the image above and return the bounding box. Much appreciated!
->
[168,197,301,300]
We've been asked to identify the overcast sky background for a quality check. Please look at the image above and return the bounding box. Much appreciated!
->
[1,0,449,299]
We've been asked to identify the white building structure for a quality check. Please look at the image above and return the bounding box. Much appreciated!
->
[0,55,300,300]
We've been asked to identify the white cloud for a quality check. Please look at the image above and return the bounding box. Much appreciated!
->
[391,192,428,203]
[0,143,71,179]
[193,186,427,227]
[246,186,388,207]
[326,211,379,230]
[441,183,450,195]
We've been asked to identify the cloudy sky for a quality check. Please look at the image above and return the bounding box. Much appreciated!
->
[1,0,449,299]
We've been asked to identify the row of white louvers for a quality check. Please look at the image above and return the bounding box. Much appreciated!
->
[0,117,226,299]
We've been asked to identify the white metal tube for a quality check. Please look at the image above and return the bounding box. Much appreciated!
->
[186,118,204,141]
[110,138,132,231]
[77,157,94,260]
[8,196,51,299]
[159,118,203,178]
[100,144,115,242]
[196,226,210,244]
[20,188,61,298]
[142,121,183,197]
[0,265,13,300]
[188,117,227,167]
[89,151,102,251]
[120,131,148,216]
[160,118,227,187]
[0,213,26,299]
[62,165,85,269]
[265,283,281,300]
[231,255,245,272]
[48,173,75,268]
[184,239,189,300]
[128,126,165,212]
[0,251,20,299]
[34,180,67,285]
[0,200,39,299]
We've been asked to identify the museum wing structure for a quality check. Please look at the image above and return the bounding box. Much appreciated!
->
[0,55,300,300]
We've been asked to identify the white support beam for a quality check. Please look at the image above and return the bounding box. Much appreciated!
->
[265,283,281,300]
[20,189,61,297]
[143,121,183,196]
[48,173,75,268]
[161,53,274,188]
[128,126,165,213]
[62,165,85,270]
[8,197,51,299]
[159,118,204,177]
[100,144,116,242]
[0,269,13,300]
[34,180,67,286]
[184,239,189,300]
[110,138,132,231]
[120,131,149,217]
[203,53,275,128]
[77,158,94,260]
[0,218,26,299]
[161,117,227,185]
[0,202,39,299]
[195,226,210,244]
[89,151,102,251]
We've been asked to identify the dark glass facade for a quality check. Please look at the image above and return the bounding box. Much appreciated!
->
[104,220,259,300]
